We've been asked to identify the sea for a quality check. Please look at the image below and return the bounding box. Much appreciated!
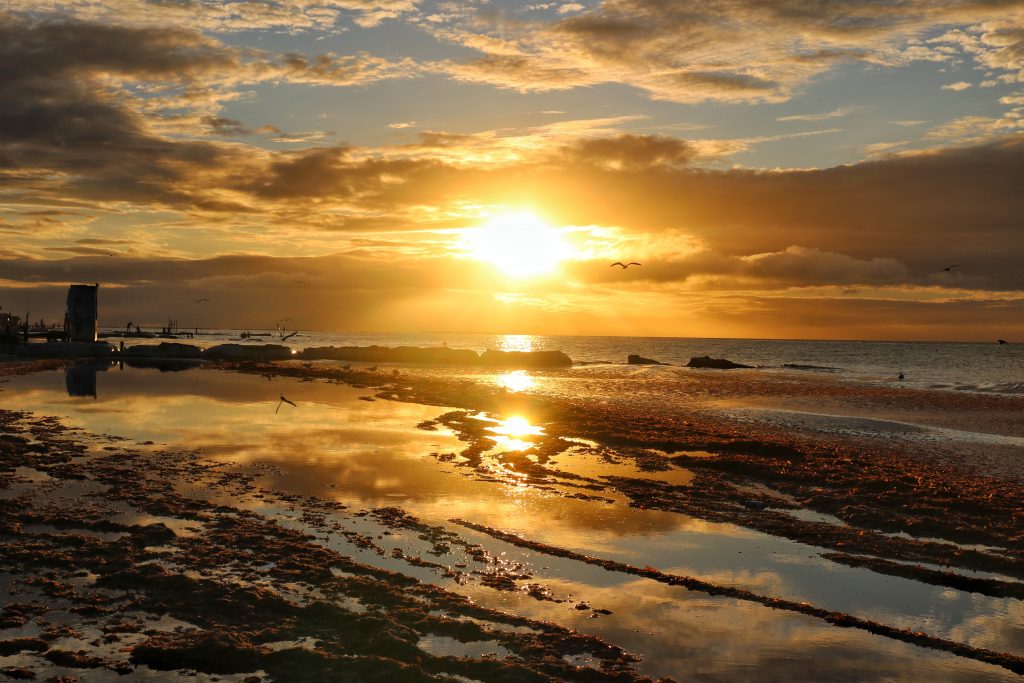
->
[103,329,1024,395]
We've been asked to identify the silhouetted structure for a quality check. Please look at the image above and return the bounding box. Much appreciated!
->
[65,284,99,342]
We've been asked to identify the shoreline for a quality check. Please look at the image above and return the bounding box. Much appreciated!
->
[2,358,1022,681]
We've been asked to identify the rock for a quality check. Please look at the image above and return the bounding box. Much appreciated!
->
[685,355,752,369]
[479,350,572,368]
[627,354,666,365]
[299,345,479,365]
[202,344,293,361]
[14,342,114,359]
[122,343,202,359]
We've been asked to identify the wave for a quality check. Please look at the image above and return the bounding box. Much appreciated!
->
[781,363,842,373]
[955,382,1024,395]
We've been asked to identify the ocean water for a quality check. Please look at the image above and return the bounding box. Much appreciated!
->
[106,329,1024,395]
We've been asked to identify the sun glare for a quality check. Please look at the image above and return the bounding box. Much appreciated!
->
[465,211,573,278]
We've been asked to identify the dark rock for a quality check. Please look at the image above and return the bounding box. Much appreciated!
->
[15,342,114,359]
[686,355,752,369]
[627,354,666,365]
[299,345,479,365]
[0,638,49,656]
[122,343,202,359]
[203,344,293,361]
[479,350,572,368]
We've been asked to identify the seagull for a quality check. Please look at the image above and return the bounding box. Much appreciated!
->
[998,339,1009,344]
[275,394,297,414]
[610,262,642,269]
[942,265,958,272]
[193,298,209,303]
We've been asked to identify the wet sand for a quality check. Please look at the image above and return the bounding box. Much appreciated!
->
[1,358,1022,681]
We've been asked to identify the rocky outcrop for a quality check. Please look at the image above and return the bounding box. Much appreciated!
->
[627,354,667,365]
[122,343,203,359]
[686,355,752,369]
[202,344,293,361]
[299,345,480,365]
[14,342,115,358]
[479,350,572,368]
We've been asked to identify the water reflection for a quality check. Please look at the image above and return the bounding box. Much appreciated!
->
[497,334,534,353]
[483,415,543,452]
[64,363,104,398]
[4,365,1021,674]
[495,370,535,392]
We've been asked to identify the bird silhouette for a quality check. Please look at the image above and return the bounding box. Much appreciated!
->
[275,394,297,414]
[610,262,642,269]
[193,298,209,303]
[942,265,958,272]
[998,339,1009,344]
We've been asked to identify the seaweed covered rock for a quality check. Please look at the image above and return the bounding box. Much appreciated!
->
[479,350,572,368]
[686,355,752,369]
[203,344,293,361]
[299,345,479,365]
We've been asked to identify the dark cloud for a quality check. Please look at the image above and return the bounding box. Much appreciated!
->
[560,134,699,169]
[246,147,438,200]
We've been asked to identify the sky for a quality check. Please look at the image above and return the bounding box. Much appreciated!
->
[1,0,1023,341]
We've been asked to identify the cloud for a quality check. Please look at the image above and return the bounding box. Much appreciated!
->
[558,134,700,169]
[0,15,425,211]
[427,0,1024,104]
[4,0,420,32]
[777,107,854,122]
[941,81,974,91]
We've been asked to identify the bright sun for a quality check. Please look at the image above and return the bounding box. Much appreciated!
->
[465,211,573,278]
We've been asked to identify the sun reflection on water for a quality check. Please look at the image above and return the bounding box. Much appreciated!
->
[497,334,534,353]
[495,371,535,392]
[485,415,543,451]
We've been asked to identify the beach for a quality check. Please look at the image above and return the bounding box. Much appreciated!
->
[1,352,1022,681]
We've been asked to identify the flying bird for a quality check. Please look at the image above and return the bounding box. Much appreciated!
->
[193,298,209,303]
[998,339,1009,344]
[275,394,297,414]
[942,265,958,272]
[610,262,642,269]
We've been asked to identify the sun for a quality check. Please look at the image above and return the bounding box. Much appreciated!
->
[465,211,573,278]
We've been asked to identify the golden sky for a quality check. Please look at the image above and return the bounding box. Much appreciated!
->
[1,1,1023,340]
